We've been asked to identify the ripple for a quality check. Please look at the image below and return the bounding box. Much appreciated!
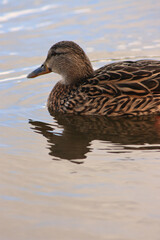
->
[0,74,26,83]
[0,4,59,23]
[0,65,37,79]
[128,41,141,46]
[143,45,155,49]
[0,195,20,201]
[0,70,15,76]
[1,0,8,4]
[9,26,24,32]
[92,55,160,63]
[0,21,53,35]
[73,8,91,14]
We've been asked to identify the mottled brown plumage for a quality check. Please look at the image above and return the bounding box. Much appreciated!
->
[27,41,160,116]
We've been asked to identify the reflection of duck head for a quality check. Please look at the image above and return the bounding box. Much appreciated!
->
[29,114,160,162]
[29,115,90,163]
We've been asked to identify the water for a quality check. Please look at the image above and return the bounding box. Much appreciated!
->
[1,0,160,239]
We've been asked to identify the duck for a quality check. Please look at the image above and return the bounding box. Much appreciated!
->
[27,40,160,116]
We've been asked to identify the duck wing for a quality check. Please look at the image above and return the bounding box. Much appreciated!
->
[71,60,160,115]
[91,60,160,97]
[95,60,160,81]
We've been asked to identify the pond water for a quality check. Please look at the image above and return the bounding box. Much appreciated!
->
[1,0,160,239]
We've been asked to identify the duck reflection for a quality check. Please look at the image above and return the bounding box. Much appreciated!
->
[29,114,160,162]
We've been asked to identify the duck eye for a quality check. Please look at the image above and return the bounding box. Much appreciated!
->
[52,51,58,56]
[47,50,67,60]
[47,51,59,60]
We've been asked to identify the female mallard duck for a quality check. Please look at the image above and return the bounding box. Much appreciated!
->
[27,41,160,116]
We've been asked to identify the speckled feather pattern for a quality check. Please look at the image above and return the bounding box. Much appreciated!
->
[47,60,160,116]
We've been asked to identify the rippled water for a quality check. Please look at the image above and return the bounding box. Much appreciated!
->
[1,0,160,239]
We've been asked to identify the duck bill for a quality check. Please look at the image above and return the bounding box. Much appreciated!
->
[27,64,51,78]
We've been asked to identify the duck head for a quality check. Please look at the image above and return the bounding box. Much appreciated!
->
[27,41,94,85]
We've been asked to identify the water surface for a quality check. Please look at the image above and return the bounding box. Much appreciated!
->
[1,0,160,239]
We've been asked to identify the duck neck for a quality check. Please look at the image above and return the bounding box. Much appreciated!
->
[62,57,94,85]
